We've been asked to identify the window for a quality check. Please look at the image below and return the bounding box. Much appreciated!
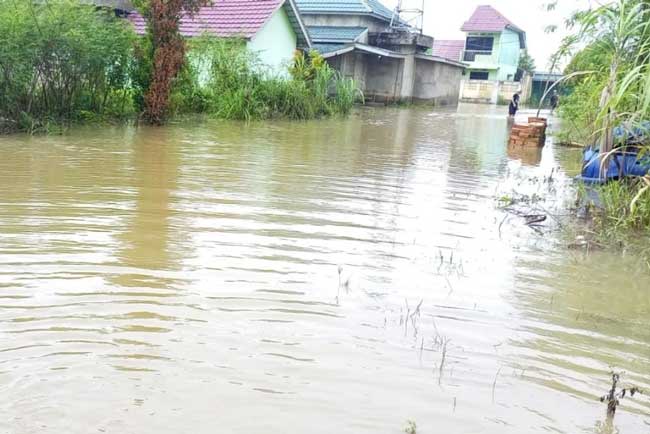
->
[469,71,489,80]
[465,36,494,52]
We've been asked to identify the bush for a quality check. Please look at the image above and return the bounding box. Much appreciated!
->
[0,0,137,133]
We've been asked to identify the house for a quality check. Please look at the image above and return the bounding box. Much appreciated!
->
[459,5,526,81]
[531,71,562,104]
[432,5,529,104]
[295,0,466,105]
[128,0,311,76]
[433,5,525,81]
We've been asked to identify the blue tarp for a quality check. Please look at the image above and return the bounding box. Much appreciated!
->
[577,122,650,184]
[578,147,650,184]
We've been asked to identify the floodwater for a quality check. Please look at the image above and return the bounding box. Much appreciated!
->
[0,105,648,434]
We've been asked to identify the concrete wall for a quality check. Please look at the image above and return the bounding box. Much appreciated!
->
[413,59,463,105]
[338,52,367,90]
[497,81,521,103]
[364,55,403,102]
[459,79,524,104]
[247,7,296,76]
[327,52,463,105]
[459,80,497,103]
[301,14,388,33]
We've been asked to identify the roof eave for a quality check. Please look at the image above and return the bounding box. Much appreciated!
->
[300,10,391,23]
[414,53,467,69]
[285,0,312,47]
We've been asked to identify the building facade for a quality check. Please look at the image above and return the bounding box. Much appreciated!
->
[432,5,528,104]
[296,0,466,105]
[433,5,526,81]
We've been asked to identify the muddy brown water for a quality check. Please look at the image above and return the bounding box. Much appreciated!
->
[0,105,648,433]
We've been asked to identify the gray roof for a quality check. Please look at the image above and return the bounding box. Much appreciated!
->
[295,0,394,22]
[312,43,348,54]
[308,26,367,42]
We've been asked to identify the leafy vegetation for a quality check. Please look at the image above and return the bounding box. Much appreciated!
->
[518,50,536,75]
[557,0,650,150]
[170,38,363,121]
[0,1,362,133]
[555,0,650,238]
[0,0,136,133]
[578,177,650,239]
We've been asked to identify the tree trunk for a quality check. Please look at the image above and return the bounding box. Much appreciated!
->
[142,0,186,125]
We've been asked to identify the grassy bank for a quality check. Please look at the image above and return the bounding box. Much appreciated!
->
[553,0,650,246]
[0,0,361,134]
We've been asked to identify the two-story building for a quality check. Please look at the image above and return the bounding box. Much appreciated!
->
[433,5,526,81]
[432,5,529,104]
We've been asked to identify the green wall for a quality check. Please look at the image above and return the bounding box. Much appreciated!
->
[465,29,522,82]
[496,29,521,81]
[247,6,297,77]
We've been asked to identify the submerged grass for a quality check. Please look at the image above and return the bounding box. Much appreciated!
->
[575,179,650,261]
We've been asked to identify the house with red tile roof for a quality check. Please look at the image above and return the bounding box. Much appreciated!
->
[433,5,526,82]
[128,0,311,75]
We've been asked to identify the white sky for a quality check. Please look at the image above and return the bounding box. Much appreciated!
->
[381,0,593,71]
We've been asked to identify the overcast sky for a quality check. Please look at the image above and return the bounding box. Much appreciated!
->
[381,0,593,71]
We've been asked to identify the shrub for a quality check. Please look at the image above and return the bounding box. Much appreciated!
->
[0,0,136,133]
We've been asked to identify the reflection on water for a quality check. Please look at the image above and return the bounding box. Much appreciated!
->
[0,104,647,434]
[507,144,543,166]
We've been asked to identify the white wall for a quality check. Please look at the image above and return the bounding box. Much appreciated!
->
[247,6,297,77]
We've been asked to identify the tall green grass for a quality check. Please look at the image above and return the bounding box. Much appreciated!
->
[171,37,363,121]
[578,178,650,250]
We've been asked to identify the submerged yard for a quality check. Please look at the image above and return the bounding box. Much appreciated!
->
[0,104,648,433]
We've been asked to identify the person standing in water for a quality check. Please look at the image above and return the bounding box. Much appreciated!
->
[550,90,560,114]
[508,92,521,117]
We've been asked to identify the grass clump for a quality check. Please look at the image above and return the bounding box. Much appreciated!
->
[171,37,363,121]
[576,177,650,256]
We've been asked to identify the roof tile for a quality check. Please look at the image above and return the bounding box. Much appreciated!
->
[431,40,464,62]
[308,26,366,42]
[128,0,284,38]
[461,5,522,34]
[295,0,393,22]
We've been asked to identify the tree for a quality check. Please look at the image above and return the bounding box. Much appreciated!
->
[518,50,536,75]
[134,0,211,125]
[556,0,650,169]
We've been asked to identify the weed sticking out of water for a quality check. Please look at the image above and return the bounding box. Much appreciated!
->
[573,180,650,262]
[599,372,643,418]
[437,337,451,386]
[492,367,502,404]
[404,420,417,434]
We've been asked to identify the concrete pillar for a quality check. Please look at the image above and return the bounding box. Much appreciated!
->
[491,81,499,104]
[399,54,416,102]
